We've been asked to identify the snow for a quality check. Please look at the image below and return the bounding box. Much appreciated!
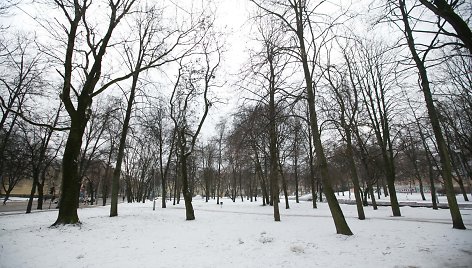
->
[2,197,38,202]
[1,197,471,268]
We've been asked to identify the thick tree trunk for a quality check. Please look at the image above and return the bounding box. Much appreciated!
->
[26,177,38,214]
[362,187,368,207]
[53,116,86,226]
[384,160,401,216]
[161,175,167,208]
[37,183,44,209]
[370,187,378,210]
[181,153,195,220]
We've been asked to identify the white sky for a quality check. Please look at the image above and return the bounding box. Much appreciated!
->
[0,0,257,139]
[1,0,435,141]
[200,0,254,139]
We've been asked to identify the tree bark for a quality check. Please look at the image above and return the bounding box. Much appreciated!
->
[37,181,44,209]
[307,118,317,209]
[418,0,472,54]
[345,132,365,220]
[26,181,37,213]
[181,152,195,220]
[53,115,87,225]
[428,164,438,210]
[280,164,290,209]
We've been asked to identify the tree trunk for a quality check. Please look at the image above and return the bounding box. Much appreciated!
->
[345,130,365,220]
[102,167,109,206]
[294,157,299,204]
[268,68,280,221]
[382,178,388,197]
[173,178,177,205]
[319,183,323,203]
[37,182,44,209]
[280,164,289,209]
[384,159,401,216]
[88,181,94,205]
[376,182,381,200]
[161,174,167,208]
[53,117,86,225]
[362,188,368,206]
[254,150,268,206]
[239,171,244,203]
[412,156,427,201]
[370,187,378,210]
[418,177,426,201]
[307,123,317,209]
[181,153,195,220]
[26,180,37,213]
[455,174,469,202]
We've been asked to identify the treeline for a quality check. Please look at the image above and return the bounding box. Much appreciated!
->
[0,0,470,233]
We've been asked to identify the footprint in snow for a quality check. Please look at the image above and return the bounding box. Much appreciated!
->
[258,232,274,244]
[290,245,305,254]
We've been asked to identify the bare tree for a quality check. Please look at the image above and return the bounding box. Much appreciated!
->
[101,97,121,206]
[140,100,176,208]
[24,102,63,213]
[251,0,353,235]
[1,127,29,204]
[346,37,402,216]
[242,14,295,220]
[324,49,365,220]
[392,0,466,229]
[49,0,140,225]
[0,33,46,188]
[214,119,226,205]
[170,31,223,220]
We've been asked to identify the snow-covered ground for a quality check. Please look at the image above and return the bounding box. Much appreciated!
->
[1,197,38,202]
[1,196,471,268]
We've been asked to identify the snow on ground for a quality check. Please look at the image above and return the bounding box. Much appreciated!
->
[1,197,471,268]
[2,197,38,202]
[299,192,471,204]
